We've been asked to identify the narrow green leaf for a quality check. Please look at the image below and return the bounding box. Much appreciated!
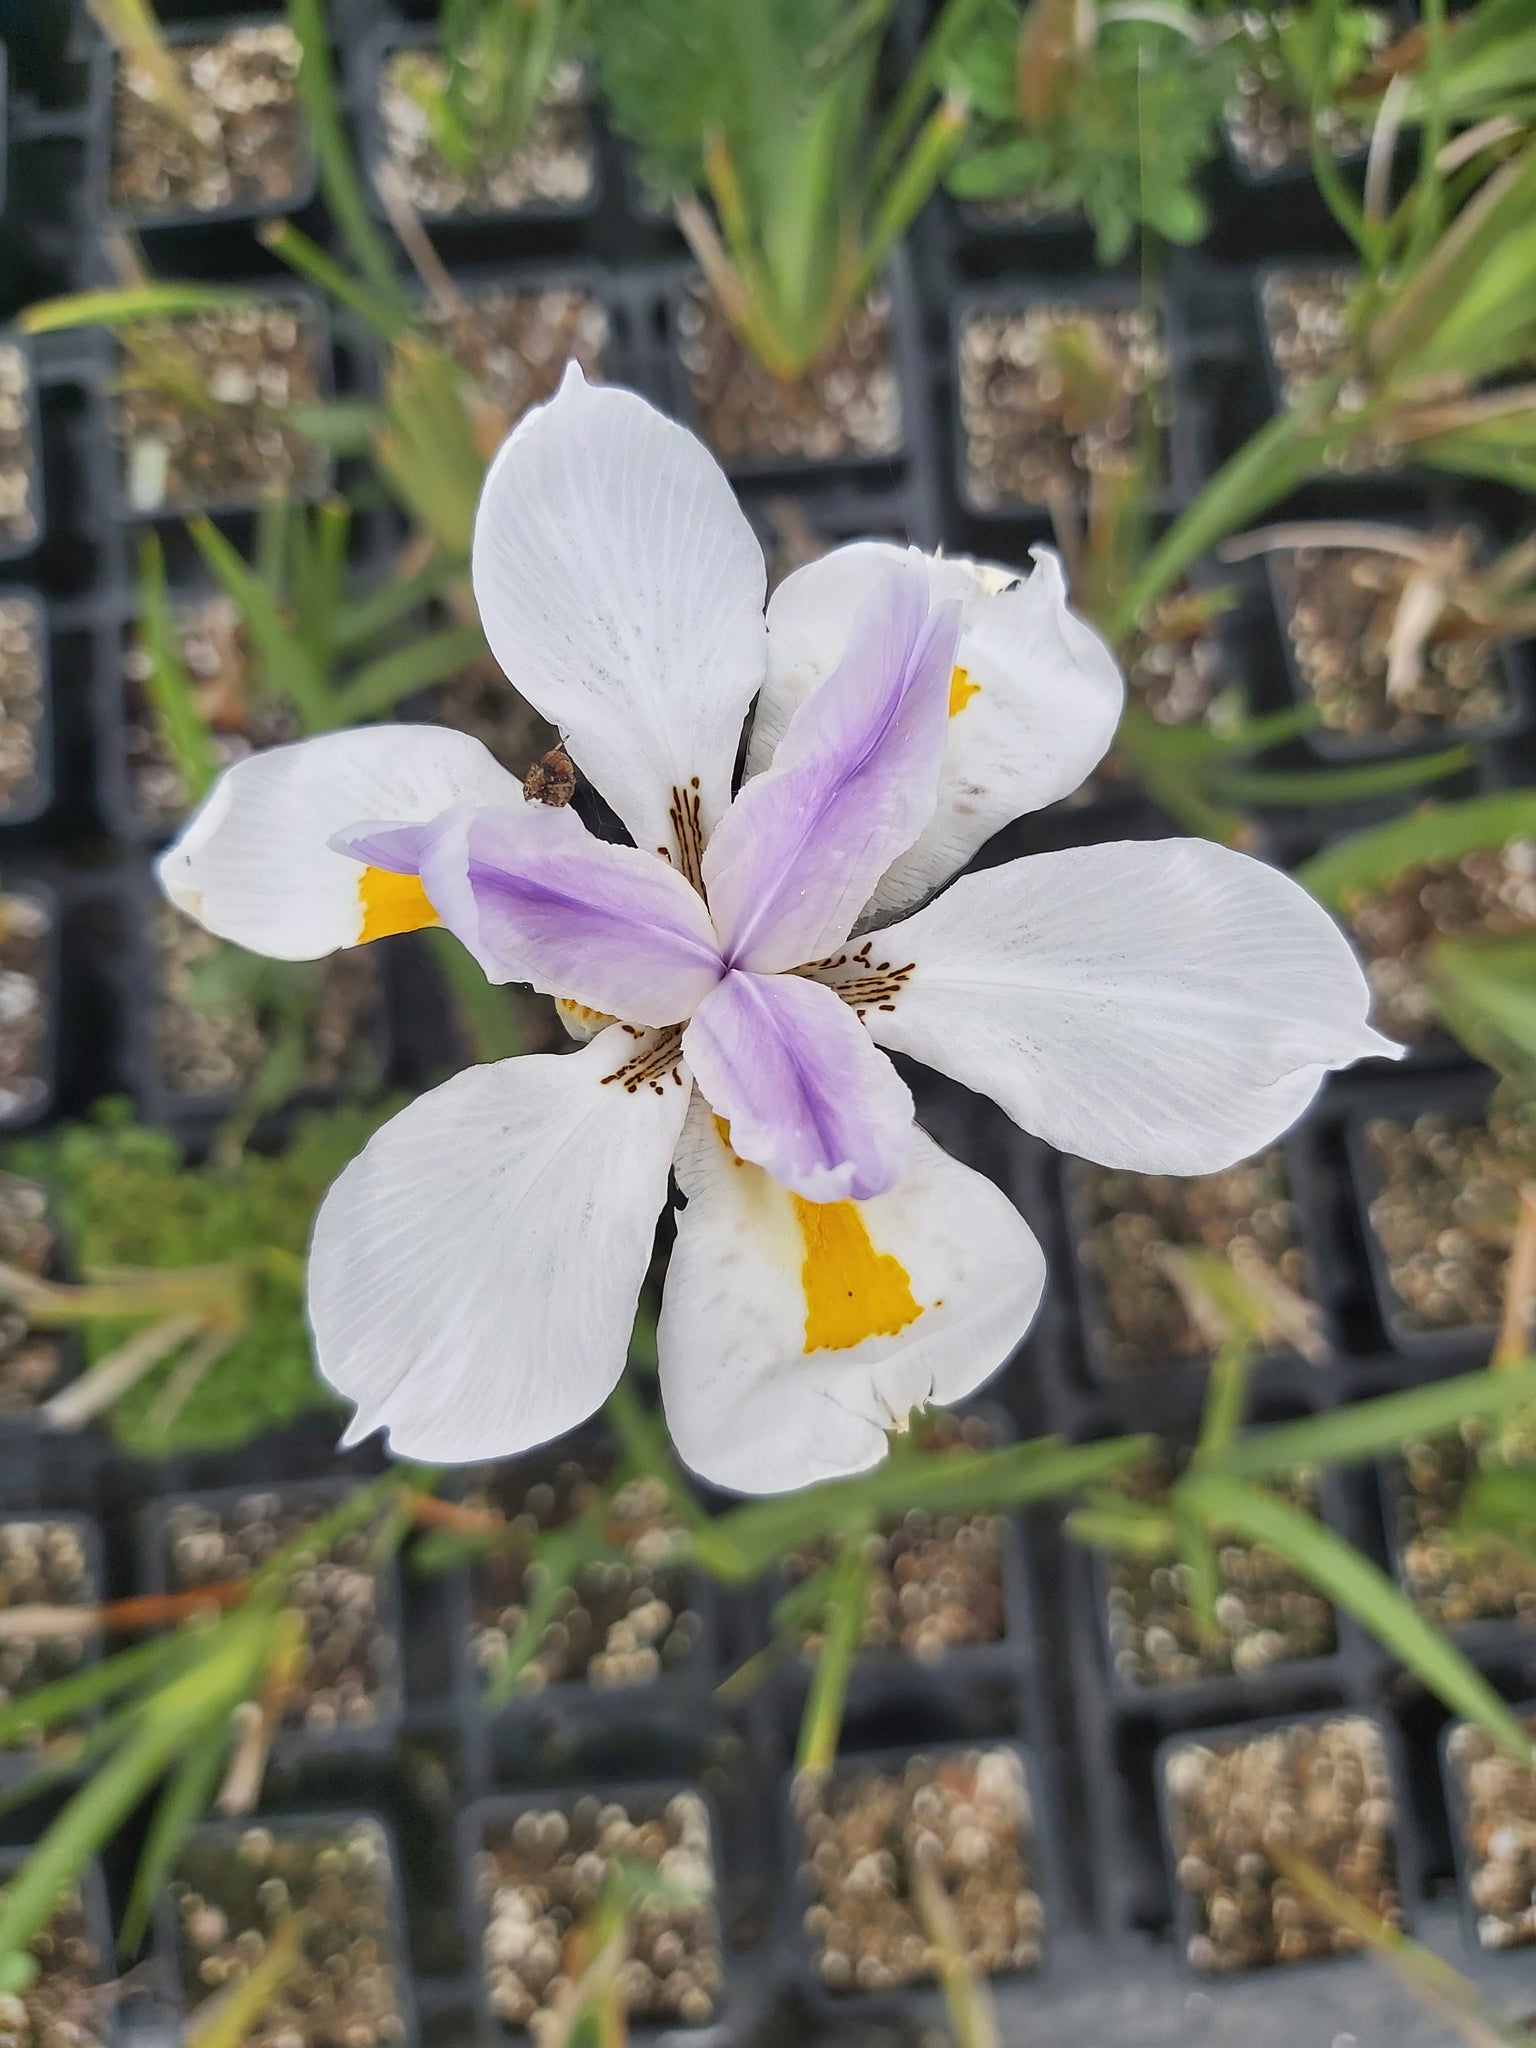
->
[19,286,245,335]
[1208,1362,1536,1479]
[286,0,410,309]
[795,1537,869,1774]
[1205,744,1472,807]
[327,552,463,655]
[187,518,334,734]
[1299,791,1536,908]
[118,1719,231,1955]
[0,1630,188,1749]
[331,625,487,723]
[136,535,219,804]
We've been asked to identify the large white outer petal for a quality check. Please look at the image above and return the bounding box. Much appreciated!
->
[309,1027,689,1461]
[753,543,1123,921]
[658,1097,1045,1495]
[156,726,520,958]
[862,839,1400,1175]
[471,363,767,873]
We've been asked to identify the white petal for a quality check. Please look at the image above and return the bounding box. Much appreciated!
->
[309,1026,690,1461]
[862,839,1401,1175]
[755,542,1123,920]
[472,363,767,876]
[657,1096,1044,1495]
[156,726,520,959]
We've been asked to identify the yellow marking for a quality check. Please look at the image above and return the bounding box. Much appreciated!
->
[791,1197,922,1352]
[948,664,980,716]
[358,866,440,943]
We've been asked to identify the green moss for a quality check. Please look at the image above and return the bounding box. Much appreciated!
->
[5,1100,399,1454]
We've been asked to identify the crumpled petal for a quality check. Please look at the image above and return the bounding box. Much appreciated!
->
[657,1096,1045,1494]
[472,363,767,881]
[156,726,520,959]
[702,559,959,974]
[752,543,1124,922]
[857,837,1400,1175]
[309,1025,690,1462]
[681,969,913,1202]
[337,802,723,1026]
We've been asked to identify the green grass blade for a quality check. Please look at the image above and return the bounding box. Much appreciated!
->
[136,535,219,804]
[1180,1473,1536,1764]
[1299,791,1536,908]
[0,1630,188,1748]
[20,286,246,335]
[118,1718,231,1956]
[1209,1362,1536,1479]
[1205,745,1472,807]
[331,625,487,722]
[187,517,335,733]
[287,0,410,310]
[327,551,463,654]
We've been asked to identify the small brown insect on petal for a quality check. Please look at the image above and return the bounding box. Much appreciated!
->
[523,746,577,806]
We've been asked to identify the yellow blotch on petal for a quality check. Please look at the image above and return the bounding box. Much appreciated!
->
[791,1196,922,1353]
[357,866,440,943]
[948,665,980,716]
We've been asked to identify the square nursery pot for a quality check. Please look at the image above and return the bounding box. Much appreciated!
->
[0,877,60,1133]
[663,252,926,487]
[1263,520,1532,762]
[0,1848,115,2042]
[155,1809,417,2047]
[104,287,334,522]
[1155,1707,1418,1979]
[753,1410,1035,1747]
[461,1779,730,2040]
[1346,1066,1519,1366]
[124,871,390,1135]
[0,329,45,565]
[0,586,54,827]
[1441,1703,1536,1956]
[934,189,1099,283]
[1061,1128,1341,1400]
[138,1477,405,1759]
[0,1511,103,1791]
[0,1159,85,1424]
[741,477,940,596]
[354,21,601,256]
[781,1740,1057,2020]
[85,12,317,261]
[951,276,1197,534]
[444,1434,720,1756]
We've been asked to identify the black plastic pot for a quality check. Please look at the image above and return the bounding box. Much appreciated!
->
[0,875,60,1134]
[0,1509,102,1791]
[779,1738,1059,2023]
[154,1808,418,2046]
[660,249,930,492]
[82,12,319,275]
[352,20,602,264]
[1155,1706,1419,1978]
[137,1475,405,1760]
[949,274,1201,541]
[0,327,46,566]
[1263,526,1534,765]
[0,585,54,828]
[1344,1065,1504,1365]
[460,1777,732,2042]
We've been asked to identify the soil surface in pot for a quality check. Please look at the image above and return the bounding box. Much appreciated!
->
[0,1171,69,1413]
[678,281,902,467]
[1106,1461,1335,1686]
[0,891,52,1126]
[1070,1150,1317,1375]
[476,1789,722,2031]
[1224,9,1384,175]
[153,904,381,1103]
[116,303,329,515]
[1162,1715,1402,1973]
[1342,836,1536,1046]
[794,1748,1043,1992]
[110,23,304,218]
[1394,1422,1536,1629]
[0,1519,98,1760]
[756,499,909,599]
[1259,268,1398,473]
[160,1489,398,1737]
[377,52,594,216]
[125,593,298,830]
[1087,588,1238,791]
[423,283,608,438]
[1274,540,1513,742]
[1364,1098,1535,1333]
[0,596,44,815]
[0,346,38,555]
[1446,1715,1536,1948]
[0,1882,109,2046]
[172,1818,408,2046]
[957,301,1167,512]
[466,1455,703,1694]
[786,1413,1009,1661]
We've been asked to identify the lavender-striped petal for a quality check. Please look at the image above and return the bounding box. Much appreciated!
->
[701,558,961,975]
[681,969,913,1202]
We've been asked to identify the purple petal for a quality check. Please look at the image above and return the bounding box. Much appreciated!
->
[681,969,913,1201]
[330,819,439,873]
[380,802,725,1025]
[702,559,961,975]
